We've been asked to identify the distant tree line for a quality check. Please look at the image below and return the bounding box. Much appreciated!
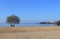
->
[39,21,60,26]
[55,21,60,26]
[39,22,54,24]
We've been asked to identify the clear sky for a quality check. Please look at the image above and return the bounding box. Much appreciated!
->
[0,0,60,23]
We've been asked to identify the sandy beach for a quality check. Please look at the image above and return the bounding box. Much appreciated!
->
[0,26,60,39]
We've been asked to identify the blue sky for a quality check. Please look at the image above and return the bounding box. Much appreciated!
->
[0,0,60,23]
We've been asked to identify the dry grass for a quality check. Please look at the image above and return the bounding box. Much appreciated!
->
[0,26,60,39]
[0,26,60,33]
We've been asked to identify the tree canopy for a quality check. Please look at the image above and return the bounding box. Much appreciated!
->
[6,15,20,27]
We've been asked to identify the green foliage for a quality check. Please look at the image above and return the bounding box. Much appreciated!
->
[56,21,60,26]
[6,15,20,27]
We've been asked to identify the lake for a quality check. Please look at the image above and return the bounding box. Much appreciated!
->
[0,23,57,27]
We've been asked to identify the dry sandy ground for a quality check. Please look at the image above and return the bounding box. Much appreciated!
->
[0,26,60,39]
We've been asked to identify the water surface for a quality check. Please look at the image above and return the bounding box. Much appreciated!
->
[0,23,57,27]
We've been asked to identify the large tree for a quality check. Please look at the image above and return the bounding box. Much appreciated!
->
[6,15,20,27]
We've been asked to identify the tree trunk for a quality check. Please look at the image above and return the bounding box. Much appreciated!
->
[11,24,15,27]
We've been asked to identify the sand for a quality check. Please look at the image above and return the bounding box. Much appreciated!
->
[0,26,60,39]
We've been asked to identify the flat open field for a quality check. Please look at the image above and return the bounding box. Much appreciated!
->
[0,26,60,39]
